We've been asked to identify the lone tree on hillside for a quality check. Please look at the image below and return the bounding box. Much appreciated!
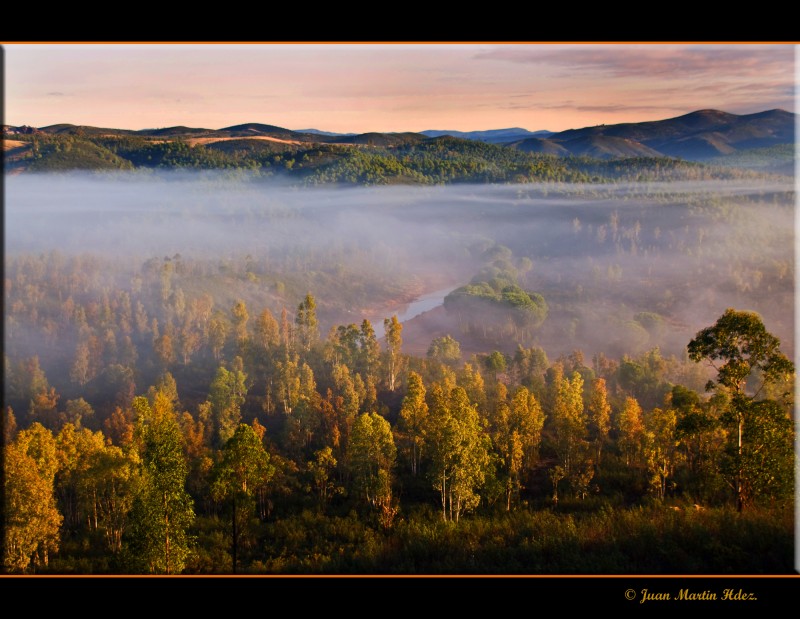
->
[687,308,794,511]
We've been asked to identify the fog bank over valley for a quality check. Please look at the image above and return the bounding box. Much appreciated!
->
[5,172,794,388]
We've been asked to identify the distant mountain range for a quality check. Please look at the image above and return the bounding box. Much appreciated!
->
[3,108,794,177]
[420,128,554,143]
[508,109,794,160]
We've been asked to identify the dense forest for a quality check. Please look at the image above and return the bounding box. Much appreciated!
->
[3,130,786,184]
[2,173,795,575]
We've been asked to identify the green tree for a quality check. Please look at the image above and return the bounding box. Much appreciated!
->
[208,359,248,445]
[688,308,795,510]
[62,397,95,429]
[427,335,462,366]
[308,446,339,510]
[485,351,507,379]
[295,293,319,353]
[126,392,194,574]
[210,423,275,573]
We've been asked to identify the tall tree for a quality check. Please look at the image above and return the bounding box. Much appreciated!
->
[308,446,339,510]
[358,319,381,382]
[587,378,612,464]
[84,443,140,554]
[688,308,795,510]
[208,360,248,446]
[397,371,428,476]
[231,299,250,355]
[551,369,587,474]
[618,396,645,466]
[4,430,63,572]
[254,308,280,353]
[491,384,545,510]
[126,392,194,574]
[295,293,319,353]
[427,385,490,523]
[210,423,274,573]
[509,386,545,475]
[643,407,678,499]
[383,315,403,392]
[349,412,397,525]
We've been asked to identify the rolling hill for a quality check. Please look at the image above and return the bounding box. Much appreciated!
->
[3,108,794,178]
[421,128,553,143]
[534,109,794,160]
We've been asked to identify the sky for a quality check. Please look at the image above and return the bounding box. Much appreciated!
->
[2,43,796,133]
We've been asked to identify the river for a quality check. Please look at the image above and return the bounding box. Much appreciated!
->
[373,285,456,338]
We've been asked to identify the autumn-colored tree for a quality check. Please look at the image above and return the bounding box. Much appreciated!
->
[490,384,545,510]
[104,406,135,448]
[4,423,63,572]
[427,385,490,522]
[4,406,18,443]
[618,396,645,466]
[207,312,229,361]
[231,299,250,355]
[397,371,428,476]
[70,341,91,386]
[551,368,587,475]
[488,384,521,510]
[383,315,403,392]
[643,407,678,499]
[459,362,487,413]
[358,319,381,381]
[254,308,280,353]
[153,328,176,368]
[4,442,63,572]
[349,412,397,527]
[586,378,612,464]
[86,443,140,553]
[54,423,104,531]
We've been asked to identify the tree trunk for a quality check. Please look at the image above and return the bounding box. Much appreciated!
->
[441,472,447,522]
[232,496,238,574]
[736,414,743,512]
[164,492,171,575]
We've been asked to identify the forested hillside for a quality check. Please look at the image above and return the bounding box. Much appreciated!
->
[3,177,794,574]
[3,129,785,183]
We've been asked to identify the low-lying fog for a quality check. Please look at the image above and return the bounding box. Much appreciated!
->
[5,171,794,364]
